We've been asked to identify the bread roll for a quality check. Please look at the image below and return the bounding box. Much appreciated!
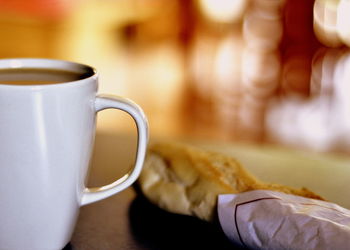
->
[138,142,324,222]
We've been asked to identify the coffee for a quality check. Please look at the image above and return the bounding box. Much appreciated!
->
[0,58,148,249]
[0,68,93,85]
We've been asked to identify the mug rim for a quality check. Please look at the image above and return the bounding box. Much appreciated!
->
[0,58,97,89]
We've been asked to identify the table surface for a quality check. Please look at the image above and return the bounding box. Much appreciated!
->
[67,132,243,250]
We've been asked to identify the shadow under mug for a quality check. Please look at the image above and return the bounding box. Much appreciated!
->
[0,58,148,250]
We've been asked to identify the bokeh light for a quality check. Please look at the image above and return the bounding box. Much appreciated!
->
[0,0,349,153]
[198,0,248,23]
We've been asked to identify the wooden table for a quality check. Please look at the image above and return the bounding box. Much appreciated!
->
[66,132,241,250]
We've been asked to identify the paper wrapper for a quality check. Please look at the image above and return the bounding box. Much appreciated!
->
[218,190,350,250]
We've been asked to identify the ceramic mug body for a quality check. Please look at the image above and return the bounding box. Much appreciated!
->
[0,59,148,250]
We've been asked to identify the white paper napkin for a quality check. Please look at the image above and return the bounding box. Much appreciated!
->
[218,190,350,250]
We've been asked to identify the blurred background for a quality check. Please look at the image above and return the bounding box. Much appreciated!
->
[1,0,350,154]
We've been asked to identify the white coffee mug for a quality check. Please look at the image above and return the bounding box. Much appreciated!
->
[0,58,148,250]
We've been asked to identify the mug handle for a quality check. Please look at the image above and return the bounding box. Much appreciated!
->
[81,94,148,206]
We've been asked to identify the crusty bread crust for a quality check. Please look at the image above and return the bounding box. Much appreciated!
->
[138,142,324,222]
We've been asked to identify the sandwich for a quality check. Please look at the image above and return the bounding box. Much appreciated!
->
[138,142,324,222]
